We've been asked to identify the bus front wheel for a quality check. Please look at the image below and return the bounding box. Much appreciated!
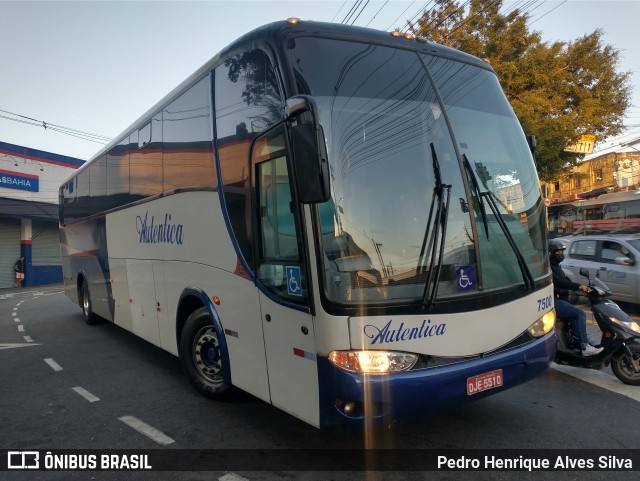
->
[179,307,236,400]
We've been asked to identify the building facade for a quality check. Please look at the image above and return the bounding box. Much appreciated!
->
[542,150,640,205]
[0,141,84,289]
[542,148,640,238]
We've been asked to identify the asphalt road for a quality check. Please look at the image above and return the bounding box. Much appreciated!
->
[1,285,639,481]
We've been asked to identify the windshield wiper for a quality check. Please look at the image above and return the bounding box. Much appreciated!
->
[462,155,535,291]
[417,143,451,307]
[462,155,489,240]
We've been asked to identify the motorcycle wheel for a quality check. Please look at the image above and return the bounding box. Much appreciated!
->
[611,342,640,386]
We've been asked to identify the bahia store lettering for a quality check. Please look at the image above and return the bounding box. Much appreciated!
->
[136,211,184,245]
[0,169,39,192]
[364,319,446,345]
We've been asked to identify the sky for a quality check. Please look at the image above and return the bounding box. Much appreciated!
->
[1,0,639,161]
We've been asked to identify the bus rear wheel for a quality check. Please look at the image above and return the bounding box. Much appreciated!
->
[179,307,236,400]
[81,279,100,325]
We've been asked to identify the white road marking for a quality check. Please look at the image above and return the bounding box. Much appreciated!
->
[24,336,33,343]
[14,318,20,323]
[17,325,24,332]
[44,358,63,372]
[72,386,100,403]
[118,416,175,446]
[0,288,64,301]
[551,363,640,403]
[0,342,40,350]
[12,312,17,317]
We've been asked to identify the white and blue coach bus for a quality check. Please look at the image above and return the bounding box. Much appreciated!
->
[59,19,556,431]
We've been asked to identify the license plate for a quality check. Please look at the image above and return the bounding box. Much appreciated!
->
[467,369,503,395]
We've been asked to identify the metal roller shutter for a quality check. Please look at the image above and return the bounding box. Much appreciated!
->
[32,221,62,266]
[0,219,21,288]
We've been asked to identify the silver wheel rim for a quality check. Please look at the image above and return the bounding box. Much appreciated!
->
[193,325,223,385]
[618,353,640,380]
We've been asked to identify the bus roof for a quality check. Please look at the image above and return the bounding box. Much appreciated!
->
[75,19,493,175]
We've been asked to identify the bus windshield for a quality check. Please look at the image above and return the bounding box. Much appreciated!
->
[288,37,546,305]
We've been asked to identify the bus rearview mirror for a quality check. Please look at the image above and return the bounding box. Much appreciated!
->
[286,95,330,204]
[291,123,330,204]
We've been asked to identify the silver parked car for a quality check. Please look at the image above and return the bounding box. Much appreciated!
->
[562,234,640,305]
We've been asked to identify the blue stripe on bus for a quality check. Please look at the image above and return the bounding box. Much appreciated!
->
[316,330,557,431]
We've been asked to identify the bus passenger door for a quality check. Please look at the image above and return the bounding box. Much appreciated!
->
[252,127,320,427]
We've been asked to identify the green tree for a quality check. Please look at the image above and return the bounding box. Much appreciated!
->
[408,0,632,181]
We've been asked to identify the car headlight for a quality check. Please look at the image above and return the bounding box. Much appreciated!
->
[610,316,640,334]
[528,310,556,338]
[328,350,418,374]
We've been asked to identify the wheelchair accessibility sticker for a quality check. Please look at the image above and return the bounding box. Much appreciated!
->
[286,266,302,296]
[456,266,475,292]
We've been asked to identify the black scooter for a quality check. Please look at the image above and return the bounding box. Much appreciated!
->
[554,268,640,385]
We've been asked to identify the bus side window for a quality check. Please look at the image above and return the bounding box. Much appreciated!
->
[253,128,308,304]
[258,157,298,260]
[215,49,284,271]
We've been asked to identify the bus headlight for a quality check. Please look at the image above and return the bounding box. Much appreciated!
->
[527,310,556,338]
[328,350,418,374]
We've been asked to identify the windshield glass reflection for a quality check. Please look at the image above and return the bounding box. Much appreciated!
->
[288,37,545,305]
[424,55,547,289]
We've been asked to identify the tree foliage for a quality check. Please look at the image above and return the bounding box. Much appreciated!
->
[408,0,632,181]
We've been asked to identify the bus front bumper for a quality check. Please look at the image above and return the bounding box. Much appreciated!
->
[317,330,557,431]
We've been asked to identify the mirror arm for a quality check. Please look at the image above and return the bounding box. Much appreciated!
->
[285,95,319,125]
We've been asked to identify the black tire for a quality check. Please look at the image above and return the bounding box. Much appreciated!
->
[179,307,236,400]
[80,279,100,325]
[611,342,640,386]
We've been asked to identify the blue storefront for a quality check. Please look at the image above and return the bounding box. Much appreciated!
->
[0,141,84,289]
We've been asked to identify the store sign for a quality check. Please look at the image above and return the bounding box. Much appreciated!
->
[0,169,39,192]
[564,134,596,154]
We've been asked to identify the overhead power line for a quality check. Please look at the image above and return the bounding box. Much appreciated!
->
[0,108,112,145]
[386,0,418,31]
[365,0,390,27]
[331,0,350,22]
[349,0,371,25]
[342,0,364,24]
[529,0,568,26]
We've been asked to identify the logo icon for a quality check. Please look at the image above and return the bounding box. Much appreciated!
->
[7,451,39,469]
[456,266,475,292]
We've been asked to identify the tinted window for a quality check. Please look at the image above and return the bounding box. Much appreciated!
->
[60,177,76,224]
[604,203,622,219]
[163,76,216,192]
[215,49,283,269]
[89,155,107,212]
[627,199,640,218]
[76,168,90,220]
[131,112,163,197]
[253,126,307,305]
[138,122,151,148]
[106,137,131,208]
